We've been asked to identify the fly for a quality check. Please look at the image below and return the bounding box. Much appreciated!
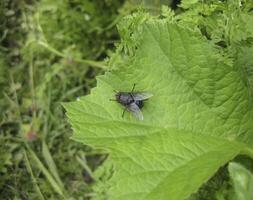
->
[111,84,153,120]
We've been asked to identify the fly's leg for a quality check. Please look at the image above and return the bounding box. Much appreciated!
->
[122,107,127,118]
[130,83,136,100]
[110,89,118,101]
[131,83,136,93]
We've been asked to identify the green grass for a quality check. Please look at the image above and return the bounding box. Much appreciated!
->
[0,0,125,199]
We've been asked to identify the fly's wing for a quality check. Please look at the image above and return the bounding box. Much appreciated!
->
[132,92,153,101]
[127,103,144,120]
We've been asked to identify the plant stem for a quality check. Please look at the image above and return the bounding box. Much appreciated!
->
[27,146,66,198]
[29,48,37,120]
[24,150,45,200]
[37,41,107,69]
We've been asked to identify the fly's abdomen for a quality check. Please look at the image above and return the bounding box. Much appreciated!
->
[135,100,144,109]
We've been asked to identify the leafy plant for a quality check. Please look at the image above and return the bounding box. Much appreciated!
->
[64,1,253,199]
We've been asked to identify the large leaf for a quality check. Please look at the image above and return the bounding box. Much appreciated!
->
[64,21,253,200]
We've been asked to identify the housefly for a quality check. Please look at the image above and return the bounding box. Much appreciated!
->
[111,84,153,120]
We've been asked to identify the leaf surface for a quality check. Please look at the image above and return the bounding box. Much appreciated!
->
[64,21,253,200]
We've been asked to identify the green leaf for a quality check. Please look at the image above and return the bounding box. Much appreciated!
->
[236,46,253,94]
[180,0,199,9]
[229,162,253,200]
[64,20,253,200]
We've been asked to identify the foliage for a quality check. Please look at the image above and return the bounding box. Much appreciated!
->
[65,1,253,200]
[0,0,127,199]
[229,162,253,200]
[1,0,253,199]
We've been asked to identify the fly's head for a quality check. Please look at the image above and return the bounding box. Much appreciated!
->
[115,92,134,106]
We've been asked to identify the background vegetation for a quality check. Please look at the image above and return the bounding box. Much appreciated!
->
[0,0,125,199]
[1,0,253,200]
